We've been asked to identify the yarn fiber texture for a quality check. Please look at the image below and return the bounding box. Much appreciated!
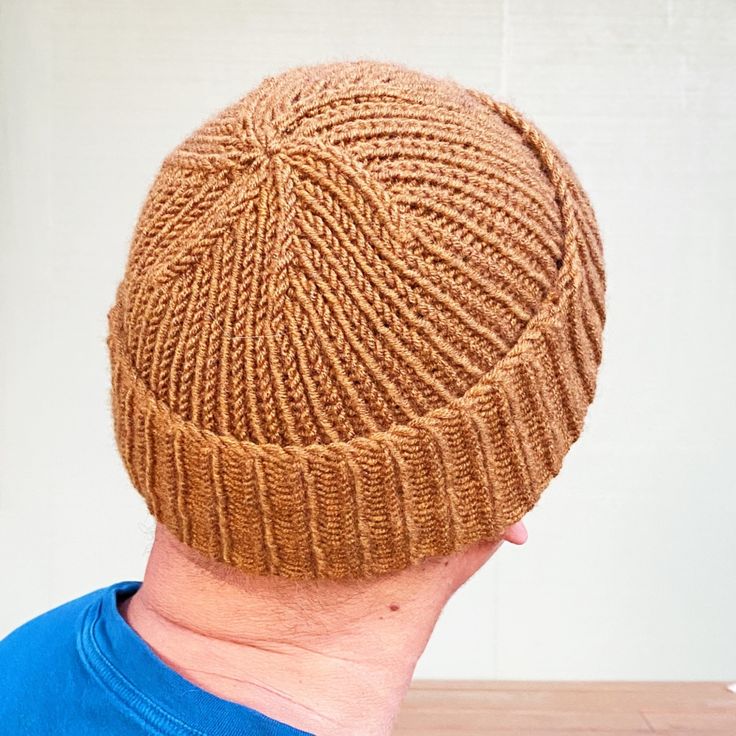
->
[107,59,606,581]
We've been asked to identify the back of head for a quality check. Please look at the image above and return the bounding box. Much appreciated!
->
[106,59,606,582]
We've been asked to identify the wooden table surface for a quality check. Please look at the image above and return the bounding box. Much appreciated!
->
[394,681,736,735]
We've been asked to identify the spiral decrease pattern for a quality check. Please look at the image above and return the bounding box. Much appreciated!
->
[107,59,606,580]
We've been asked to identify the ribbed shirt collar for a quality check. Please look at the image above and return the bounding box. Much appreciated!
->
[76,580,314,736]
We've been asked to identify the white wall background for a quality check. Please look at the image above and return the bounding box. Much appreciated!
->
[1,0,734,681]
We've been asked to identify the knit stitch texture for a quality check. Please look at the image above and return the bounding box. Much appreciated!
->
[106,59,606,580]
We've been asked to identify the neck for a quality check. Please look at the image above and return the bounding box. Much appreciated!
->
[119,523,496,736]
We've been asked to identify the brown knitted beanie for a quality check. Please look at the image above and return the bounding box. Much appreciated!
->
[106,59,606,581]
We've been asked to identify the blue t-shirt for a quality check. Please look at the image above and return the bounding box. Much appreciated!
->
[0,580,314,735]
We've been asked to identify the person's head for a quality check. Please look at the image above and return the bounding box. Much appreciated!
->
[107,59,605,601]
[138,515,528,634]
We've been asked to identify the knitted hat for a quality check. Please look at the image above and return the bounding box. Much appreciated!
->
[107,59,606,581]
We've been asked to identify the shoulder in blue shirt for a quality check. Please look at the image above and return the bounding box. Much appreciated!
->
[0,580,314,735]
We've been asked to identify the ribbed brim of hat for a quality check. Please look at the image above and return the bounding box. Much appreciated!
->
[106,87,605,581]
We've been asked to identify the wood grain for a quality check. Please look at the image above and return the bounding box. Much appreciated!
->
[394,681,736,734]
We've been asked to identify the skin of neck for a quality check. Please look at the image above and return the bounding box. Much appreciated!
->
[119,519,527,736]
